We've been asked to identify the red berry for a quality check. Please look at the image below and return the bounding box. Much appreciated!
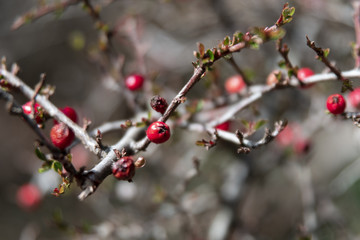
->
[348,88,360,110]
[16,184,42,210]
[276,125,294,147]
[215,121,230,131]
[146,121,171,144]
[294,138,311,155]
[225,75,246,94]
[50,123,75,149]
[150,95,168,114]
[54,106,78,124]
[326,94,346,114]
[112,156,135,181]
[125,74,144,91]
[22,101,44,123]
[297,68,315,88]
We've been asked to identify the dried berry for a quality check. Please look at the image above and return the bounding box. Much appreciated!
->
[150,95,168,114]
[112,156,136,181]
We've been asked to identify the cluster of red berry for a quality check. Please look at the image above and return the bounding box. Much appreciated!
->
[22,102,78,150]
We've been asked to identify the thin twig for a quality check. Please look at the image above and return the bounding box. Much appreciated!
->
[226,57,251,85]
[353,1,360,68]
[11,0,80,30]
[277,38,296,72]
[306,36,353,91]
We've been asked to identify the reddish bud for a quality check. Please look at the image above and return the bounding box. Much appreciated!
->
[348,88,360,110]
[297,68,315,88]
[150,95,168,114]
[326,94,346,115]
[125,74,144,91]
[215,121,230,131]
[266,70,281,85]
[112,156,136,181]
[146,121,171,144]
[54,106,78,124]
[22,101,44,124]
[50,123,75,149]
[135,156,146,168]
[16,184,42,210]
[225,75,246,94]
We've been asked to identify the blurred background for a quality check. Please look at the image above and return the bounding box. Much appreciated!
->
[0,0,360,239]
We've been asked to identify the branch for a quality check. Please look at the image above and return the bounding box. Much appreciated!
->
[0,69,105,158]
[78,126,143,200]
[306,36,353,92]
[235,120,287,153]
[11,0,80,30]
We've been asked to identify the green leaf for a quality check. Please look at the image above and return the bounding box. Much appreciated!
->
[35,147,47,161]
[52,161,63,173]
[235,32,244,43]
[39,161,52,173]
[241,119,250,129]
[206,49,215,62]
[251,27,266,40]
[125,120,132,127]
[278,60,286,68]
[244,69,255,82]
[223,36,230,46]
[196,100,204,112]
[281,4,295,24]
[66,153,72,162]
[249,41,260,50]
[269,28,286,40]
[254,120,267,130]
[288,69,295,77]
[135,122,146,128]
[223,54,232,60]
[69,31,85,51]
[196,140,205,147]
[341,79,354,93]
[323,48,330,58]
